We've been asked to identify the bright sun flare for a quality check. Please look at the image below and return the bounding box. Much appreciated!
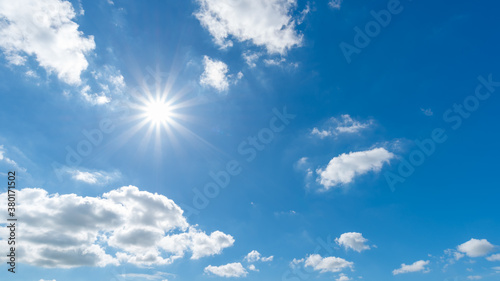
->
[145,101,172,124]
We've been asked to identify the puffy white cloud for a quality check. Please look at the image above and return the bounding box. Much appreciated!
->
[0,0,95,85]
[247,264,259,271]
[244,250,273,262]
[458,239,496,258]
[487,254,500,261]
[195,0,302,54]
[205,262,248,278]
[336,273,351,281]
[0,186,234,268]
[392,260,430,275]
[335,232,371,252]
[467,276,482,280]
[311,115,373,138]
[304,254,353,273]
[200,56,242,92]
[316,148,394,190]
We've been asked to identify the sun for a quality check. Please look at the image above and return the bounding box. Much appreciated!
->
[145,100,172,124]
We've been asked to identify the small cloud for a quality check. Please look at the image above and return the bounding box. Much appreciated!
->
[316,148,394,190]
[421,108,434,116]
[467,276,482,280]
[311,115,373,139]
[204,263,248,278]
[247,264,259,272]
[458,239,496,258]
[329,0,343,10]
[304,254,353,273]
[200,56,241,92]
[336,273,351,281]
[392,260,430,275]
[56,166,121,185]
[244,250,273,263]
[335,232,370,253]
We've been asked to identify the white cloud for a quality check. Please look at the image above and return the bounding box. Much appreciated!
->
[392,260,430,275]
[205,262,248,278]
[487,254,500,261]
[467,276,482,280]
[304,254,353,273]
[0,145,26,172]
[39,279,56,281]
[335,232,371,252]
[200,56,242,92]
[195,0,302,54]
[311,115,373,138]
[493,266,500,273]
[119,272,172,280]
[0,186,234,268]
[244,250,273,262]
[458,239,496,258]
[242,51,261,68]
[247,264,259,272]
[0,0,95,85]
[329,0,343,9]
[316,148,394,190]
[71,169,121,185]
[55,166,121,185]
[336,273,351,281]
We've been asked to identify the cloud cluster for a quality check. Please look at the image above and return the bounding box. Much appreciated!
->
[0,186,234,268]
[0,0,95,85]
[195,0,302,54]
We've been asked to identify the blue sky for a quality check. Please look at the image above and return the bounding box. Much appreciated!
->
[0,0,500,280]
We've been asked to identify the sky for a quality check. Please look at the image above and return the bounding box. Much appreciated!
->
[0,0,499,280]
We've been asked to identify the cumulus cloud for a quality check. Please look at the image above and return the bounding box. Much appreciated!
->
[392,260,430,275]
[311,115,373,139]
[458,239,496,258]
[195,0,302,54]
[316,148,394,190]
[304,254,353,273]
[335,232,371,252]
[0,0,95,85]
[336,273,351,281]
[0,186,234,268]
[244,250,274,263]
[200,56,241,92]
[204,262,248,278]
